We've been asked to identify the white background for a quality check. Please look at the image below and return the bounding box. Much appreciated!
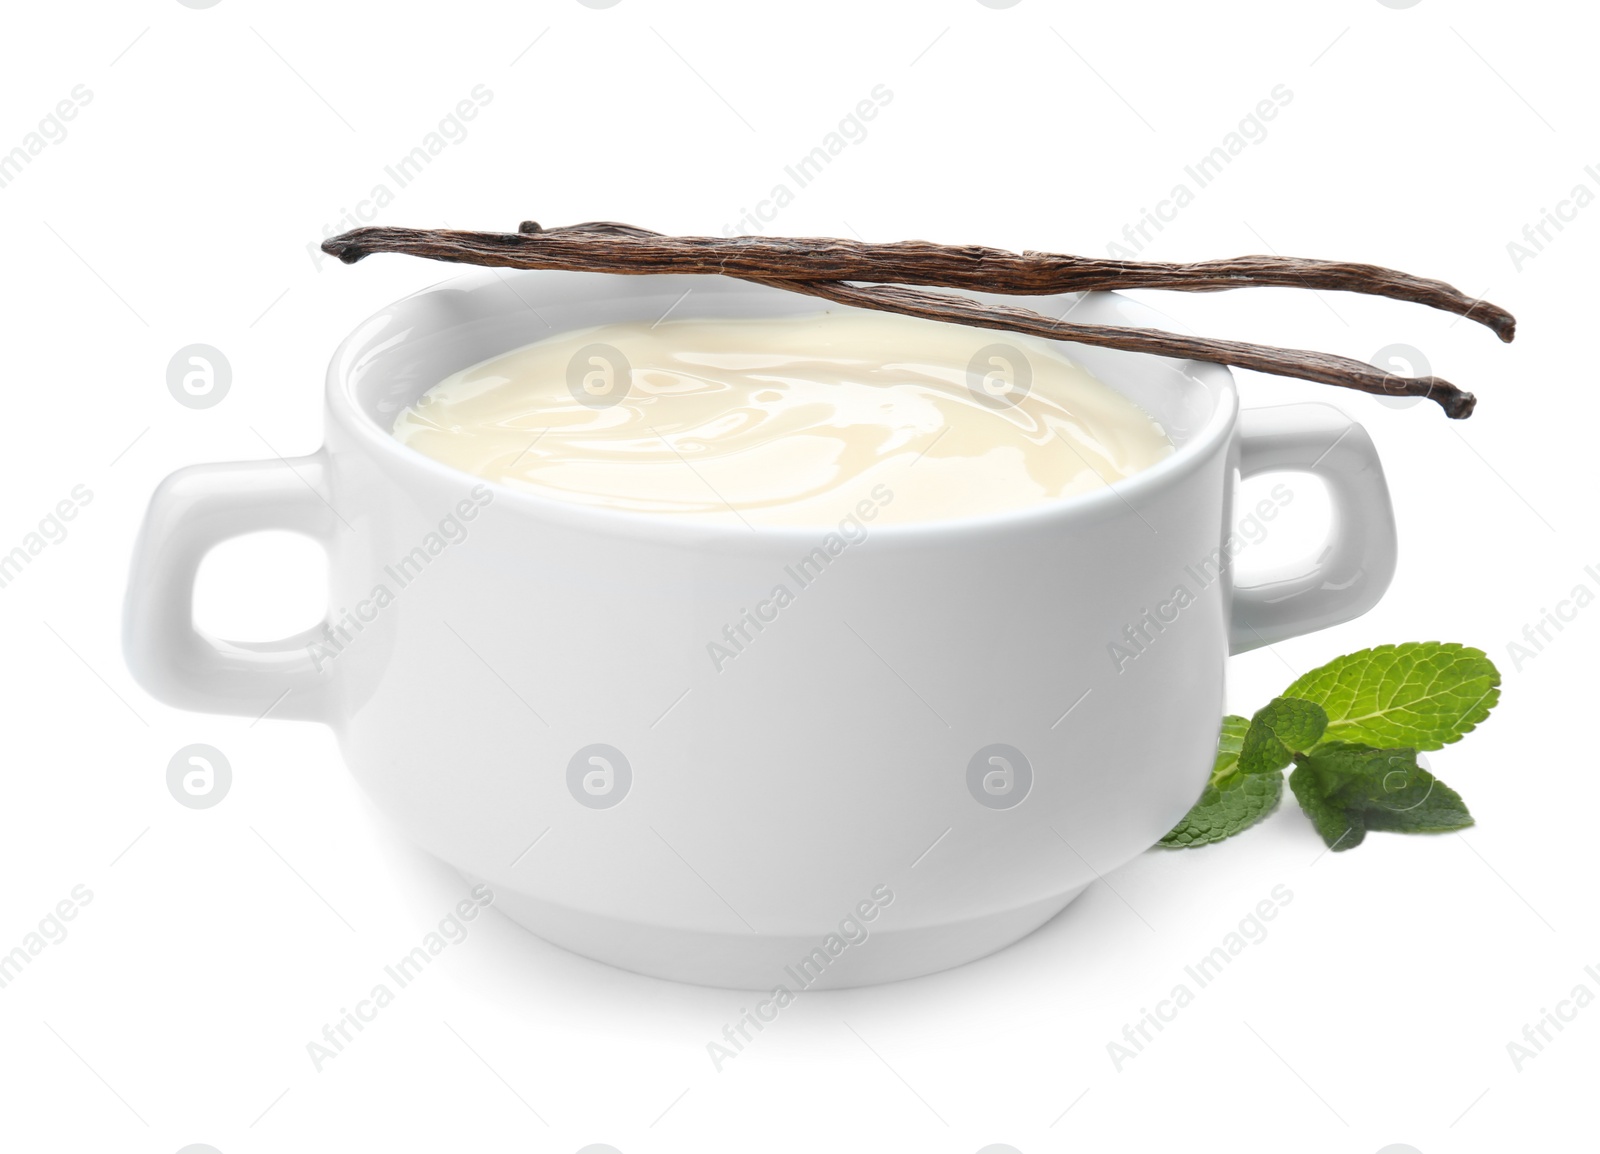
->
[1,1,1594,1151]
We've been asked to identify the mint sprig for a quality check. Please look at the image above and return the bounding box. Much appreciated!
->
[1163,642,1497,852]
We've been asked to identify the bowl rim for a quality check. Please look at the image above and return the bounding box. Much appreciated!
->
[324,268,1239,544]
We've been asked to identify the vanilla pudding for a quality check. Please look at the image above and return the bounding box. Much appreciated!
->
[392,310,1171,525]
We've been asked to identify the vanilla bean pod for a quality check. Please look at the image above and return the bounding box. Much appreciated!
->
[324,222,1510,418]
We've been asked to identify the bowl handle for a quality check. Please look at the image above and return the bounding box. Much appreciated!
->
[123,452,338,721]
[1229,403,1397,653]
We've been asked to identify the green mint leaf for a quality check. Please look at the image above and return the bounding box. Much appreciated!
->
[1320,747,1475,834]
[1160,717,1282,848]
[1159,774,1283,847]
[1211,714,1250,780]
[1294,741,1394,795]
[1282,642,1500,751]
[1238,697,1329,774]
[1290,744,1475,849]
[1288,761,1366,851]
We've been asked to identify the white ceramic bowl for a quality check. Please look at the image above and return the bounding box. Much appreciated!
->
[124,271,1396,988]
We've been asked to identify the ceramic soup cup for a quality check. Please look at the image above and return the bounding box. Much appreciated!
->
[124,270,1396,988]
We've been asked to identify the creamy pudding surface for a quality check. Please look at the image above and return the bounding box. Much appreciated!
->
[392,310,1172,526]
